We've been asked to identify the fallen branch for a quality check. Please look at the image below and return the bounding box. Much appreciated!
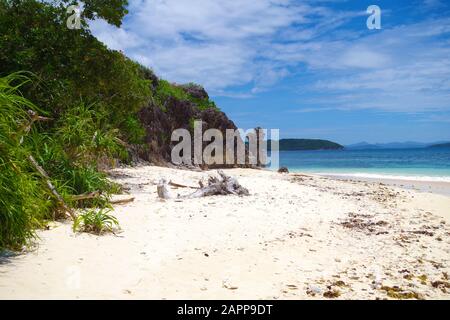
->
[28,155,76,220]
[17,111,75,220]
[114,137,129,148]
[70,190,102,201]
[18,110,53,139]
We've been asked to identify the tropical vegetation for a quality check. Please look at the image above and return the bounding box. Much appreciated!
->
[0,0,219,249]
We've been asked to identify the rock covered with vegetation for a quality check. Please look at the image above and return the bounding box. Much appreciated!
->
[137,80,241,166]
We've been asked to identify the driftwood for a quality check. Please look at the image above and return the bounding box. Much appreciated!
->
[71,191,134,205]
[110,195,135,205]
[157,171,249,200]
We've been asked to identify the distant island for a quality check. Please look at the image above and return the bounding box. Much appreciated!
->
[264,140,450,151]
[428,142,450,148]
[268,139,344,151]
[346,141,450,150]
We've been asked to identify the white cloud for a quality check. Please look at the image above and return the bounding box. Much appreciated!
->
[90,0,358,93]
[306,19,450,112]
[89,0,450,114]
[90,19,141,51]
[337,46,390,69]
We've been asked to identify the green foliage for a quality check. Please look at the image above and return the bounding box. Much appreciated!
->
[154,80,189,111]
[0,0,151,129]
[191,96,218,111]
[0,0,225,250]
[0,73,53,249]
[0,73,123,249]
[24,131,109,195]
[73,0,129,27]
[0,159,53,249]
[66,165,117,197]
[56,102,125,164]
[23,102,123,194]
[153,80,218,112]
[137,64,158,86]
[121,114,146,145]
[181,82,218,111]
[0,0,147,249]
[73,208,119,235]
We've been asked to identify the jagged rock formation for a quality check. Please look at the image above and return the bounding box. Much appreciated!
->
[136,79,253,168]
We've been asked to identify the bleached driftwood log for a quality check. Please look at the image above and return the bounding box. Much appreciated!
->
[157,171,249,200]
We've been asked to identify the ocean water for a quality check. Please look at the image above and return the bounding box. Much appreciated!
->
[275,148,450,182]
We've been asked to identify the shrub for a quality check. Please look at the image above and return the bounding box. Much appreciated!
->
[73,208,119,235]
[0,0,151,133]
[121,114,146,145]
[154,80,189,111]
[0,73,52,249]
[56,102,126,165]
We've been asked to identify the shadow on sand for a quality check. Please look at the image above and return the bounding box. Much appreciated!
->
[0,250,18,265]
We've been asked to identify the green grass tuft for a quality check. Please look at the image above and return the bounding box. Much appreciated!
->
[73,208,119,235]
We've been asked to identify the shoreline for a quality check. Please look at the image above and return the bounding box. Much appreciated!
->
[317,174,450,197]
[1,165,449,299]
[269,167,450,196]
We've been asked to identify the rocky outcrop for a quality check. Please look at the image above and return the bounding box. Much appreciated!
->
[278,166,289,174]
[179,83,209,100]
[136,82,251,168]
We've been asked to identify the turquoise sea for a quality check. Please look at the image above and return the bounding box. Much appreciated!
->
[276,147,450,182]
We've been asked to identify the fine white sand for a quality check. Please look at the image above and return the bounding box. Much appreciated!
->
[1,165,449,299]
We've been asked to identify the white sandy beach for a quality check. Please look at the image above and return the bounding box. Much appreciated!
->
[0,165,449,299]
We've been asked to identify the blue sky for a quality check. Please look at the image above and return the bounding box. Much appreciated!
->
[91,0,450,145]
